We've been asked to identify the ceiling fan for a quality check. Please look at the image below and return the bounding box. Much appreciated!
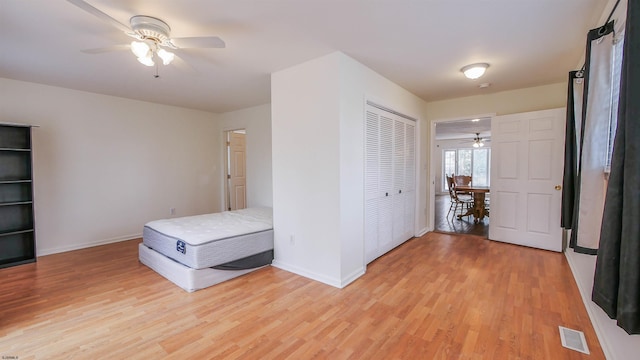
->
[471,133,488,148]
[460,133,490,147]
[67,0,225,68]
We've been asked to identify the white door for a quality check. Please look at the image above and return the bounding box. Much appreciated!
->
[403,122,416,240]
[489,108,565,251]
[392,118,406,245]
[364,104,416,263]
[364,110,380,263]
[378,113,395,254]
[228,131,246,210]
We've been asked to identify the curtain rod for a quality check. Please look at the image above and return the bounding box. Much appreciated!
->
[580,0,622,71]
[605,0,622,24]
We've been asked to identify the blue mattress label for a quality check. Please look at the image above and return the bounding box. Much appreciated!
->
[176,240,186,254]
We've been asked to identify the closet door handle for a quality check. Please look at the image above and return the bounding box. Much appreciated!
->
[399,190,402,194]
[385,192,389,197]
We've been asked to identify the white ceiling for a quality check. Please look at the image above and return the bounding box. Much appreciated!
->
[0,0,608,113]
[435,117,492,141]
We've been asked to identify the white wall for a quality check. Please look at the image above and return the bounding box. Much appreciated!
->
[271,53,343,286]
[0,78,221,255]
[271,52,429,287]
[219,103,273,208]
[426,83,567,122]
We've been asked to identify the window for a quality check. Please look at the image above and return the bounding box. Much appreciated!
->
[605,30,625,173]
[442,148,490,191]
[472,149,490,186]
[457,149,472,176]
[444,150,456,185]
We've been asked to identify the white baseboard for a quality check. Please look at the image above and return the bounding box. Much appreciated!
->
[37,233,142,257]
[565,250,640,360]
[272,260,363,289]
[340,266,366,288]
[416,227,429,237]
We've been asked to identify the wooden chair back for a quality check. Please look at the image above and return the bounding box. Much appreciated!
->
[445,175,461,201]
[454,175,472,187]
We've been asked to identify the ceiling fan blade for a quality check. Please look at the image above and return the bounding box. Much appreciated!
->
[67,0,132,34]
[81,44,130,54]
[170,36,226,49]
[171,55,198,73]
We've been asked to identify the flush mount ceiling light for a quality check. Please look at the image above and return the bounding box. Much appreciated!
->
[461,63,490,79]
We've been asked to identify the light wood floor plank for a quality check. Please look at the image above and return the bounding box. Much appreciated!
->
[0,233,603,359]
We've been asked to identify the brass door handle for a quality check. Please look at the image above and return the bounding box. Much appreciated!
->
[555,185,562,190]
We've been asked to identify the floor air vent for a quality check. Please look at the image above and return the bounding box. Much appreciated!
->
[559,326,590,354]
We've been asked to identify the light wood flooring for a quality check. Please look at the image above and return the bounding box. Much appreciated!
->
[434,194,489,237]
[0,234,602,359]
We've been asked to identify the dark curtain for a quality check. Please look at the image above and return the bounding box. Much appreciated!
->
[592,0,640,335]
[561,71,582,229]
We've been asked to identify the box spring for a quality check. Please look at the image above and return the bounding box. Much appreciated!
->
[138,243,271,292]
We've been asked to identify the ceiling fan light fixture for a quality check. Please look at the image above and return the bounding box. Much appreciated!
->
[157,48,175,65]
[137,55,155,67]
[461,63,489,79]
[472,132,485,147]
[130,41,151,58]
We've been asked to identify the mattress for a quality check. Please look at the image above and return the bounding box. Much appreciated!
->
[139,243,267,292]
[143,207,274,269]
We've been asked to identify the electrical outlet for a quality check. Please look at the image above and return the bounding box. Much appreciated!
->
[170,208,176,215]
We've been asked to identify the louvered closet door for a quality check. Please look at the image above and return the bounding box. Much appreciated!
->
[403,122,416,240]
[364,103,417,264]
[364,110,380,263]
[378,114,395,254]
[392,117,406,245]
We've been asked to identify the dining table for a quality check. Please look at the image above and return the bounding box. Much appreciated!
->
[455,185,490,223]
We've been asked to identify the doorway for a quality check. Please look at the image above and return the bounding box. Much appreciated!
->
[225,129,247,211]
[431,115,492,237]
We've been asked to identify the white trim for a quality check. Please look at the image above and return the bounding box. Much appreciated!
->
[219,129,227,211]
[365,100,418,121]
[340,267,366,288]
[564,249,640,360]
[564,250,612,359]
[414,114,422,238]
[272,260,343,288]
[416,227,429,237]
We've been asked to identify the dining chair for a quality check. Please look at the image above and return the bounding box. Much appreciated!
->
[484,194,490,216]
[452,174,473,200]
[446,175,473,219]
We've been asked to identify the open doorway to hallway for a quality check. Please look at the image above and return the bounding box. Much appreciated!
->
[432,116,491,237]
